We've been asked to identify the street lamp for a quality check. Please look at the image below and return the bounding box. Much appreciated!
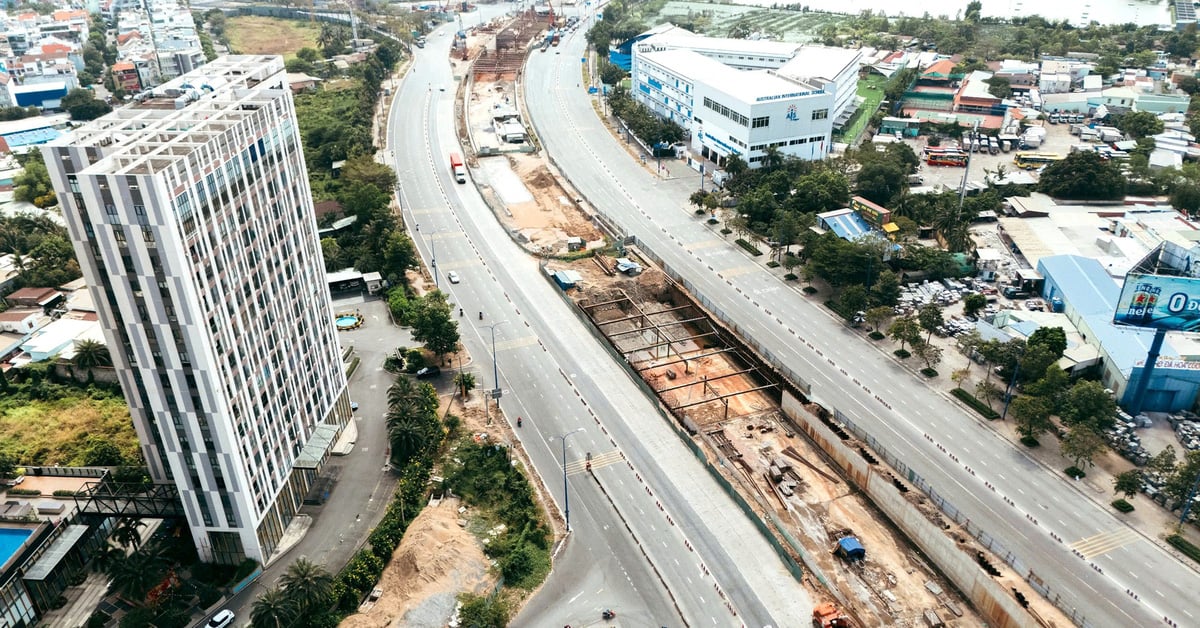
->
[481,321,508,423]
[550,428,585,532]
[429,232,439,289]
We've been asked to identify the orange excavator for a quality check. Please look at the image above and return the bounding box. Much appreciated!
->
[812,602,852,628]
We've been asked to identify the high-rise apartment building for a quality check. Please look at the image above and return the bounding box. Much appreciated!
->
[42,56,351,564]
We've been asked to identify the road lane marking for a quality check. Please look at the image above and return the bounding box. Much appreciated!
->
[1069,528,1141,559]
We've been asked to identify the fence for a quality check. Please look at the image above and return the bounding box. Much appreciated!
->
[23,466,107,478]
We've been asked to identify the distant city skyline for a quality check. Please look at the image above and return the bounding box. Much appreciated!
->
[720,0,1170,28]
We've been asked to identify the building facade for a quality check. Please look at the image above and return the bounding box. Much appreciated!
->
[42,56,351,564]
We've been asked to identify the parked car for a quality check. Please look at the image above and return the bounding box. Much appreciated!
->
[206,610,235,628]
[415,366,441,379]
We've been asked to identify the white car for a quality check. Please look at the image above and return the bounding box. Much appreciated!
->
[206,610,235,628]
[447,271,460,284]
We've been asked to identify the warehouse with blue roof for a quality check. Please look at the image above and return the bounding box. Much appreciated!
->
[1037,254,1200,412]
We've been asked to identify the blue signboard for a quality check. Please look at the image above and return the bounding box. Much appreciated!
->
[1114,273,1200,331]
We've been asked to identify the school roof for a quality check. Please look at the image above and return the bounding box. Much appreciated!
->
[777,45,861,82]
[640,49,821,104]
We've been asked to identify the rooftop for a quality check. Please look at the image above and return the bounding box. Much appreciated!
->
[641,30,801,59]
[46,56,288,177]
[641,49,822,104]
[959,70,998,102]
[777,46,862,82]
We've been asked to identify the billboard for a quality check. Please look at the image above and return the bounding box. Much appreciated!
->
[1114,242,1200,331]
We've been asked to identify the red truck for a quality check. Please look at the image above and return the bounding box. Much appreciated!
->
[449,152,466,183]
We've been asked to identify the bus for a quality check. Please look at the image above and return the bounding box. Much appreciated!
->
[1013,152,1065,169]
[926,152,968,167]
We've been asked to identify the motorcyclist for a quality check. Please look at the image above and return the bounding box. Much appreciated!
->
[459,308,463,317]
[479,311,483,320]
[517,416,522,427]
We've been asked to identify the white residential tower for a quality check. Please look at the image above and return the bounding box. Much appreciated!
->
[42,56,351,564]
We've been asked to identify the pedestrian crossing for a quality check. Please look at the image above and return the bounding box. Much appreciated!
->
[564,449,624,475]
[1068,527,1141,559]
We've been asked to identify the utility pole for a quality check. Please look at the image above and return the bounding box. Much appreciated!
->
[481,321,508,423]
[551,428,585,531]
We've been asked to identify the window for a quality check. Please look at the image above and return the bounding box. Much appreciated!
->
[752,116,769,128]
[703,97,749,127]
[812,109,829,121]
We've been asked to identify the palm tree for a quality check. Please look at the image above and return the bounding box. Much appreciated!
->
[91,542,124,574]
[386,411,429,466]
[251,586,295,628]
[107,542,168,602]
[279,558,333,613]
[454,371,476,398]
[111,517,146,550]
[72,339,111,370]
[386,375,422,410]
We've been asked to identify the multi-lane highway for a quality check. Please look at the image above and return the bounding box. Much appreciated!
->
[388,20,812,627]
[522,23,1200,628]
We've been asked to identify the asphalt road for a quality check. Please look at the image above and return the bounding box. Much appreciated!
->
[388,19,812,628]
[521,26,1200,628]
[205,296,401,625]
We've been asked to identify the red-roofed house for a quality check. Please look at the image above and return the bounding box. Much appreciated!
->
[5,287,62,309]
[116,30,143,47]
[112,61,141,92]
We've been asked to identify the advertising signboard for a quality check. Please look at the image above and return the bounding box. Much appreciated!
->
[1113,274,1200,331]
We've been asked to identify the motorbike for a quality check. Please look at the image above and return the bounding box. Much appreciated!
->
[517,417,522,427]
[602,609,616,620]
[459,308,463,317]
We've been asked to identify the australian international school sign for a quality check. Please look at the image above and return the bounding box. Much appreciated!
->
[1114,242,1200,332]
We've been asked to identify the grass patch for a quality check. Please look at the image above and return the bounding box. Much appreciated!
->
[1168,534,1200,564]
[735,238,763,256]
[1020,436,1040,447]
[1111,499,1135,513]
[1065,466,1086,479]
[950,387,1000,420]
[920,367,938,378]
[836,73,888,145]
[0,388,138,466]
[225,16,319,60]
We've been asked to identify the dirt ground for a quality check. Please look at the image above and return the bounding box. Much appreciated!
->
[570,264,983,627]
[505,154,603,253]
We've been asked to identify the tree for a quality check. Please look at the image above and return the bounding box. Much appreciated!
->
[1113,469,1144,499]
[963,293,987,318]
[251,587,295,628]
[1010,394,1053,441]
[386,375,437,417]
[61,88,112,121]
[855,159,907,206]
[279,558,333,614]
[454,371,476,398]
[1059,380,1117,431]
[838,285,869,322]
[917,302,944,343]
[1025,365,1070,412]
[914,341,943,370]
[411,291,460,359]
[72,339,111,382]
[1028,326,1068,358]
[1061,424,1106,469]
[0,452,16,480]
[888,315,921,351]
[340,155,396,193]
[13,153,57,208]
[986,75,1012,99]
[1148,445,1178,477]
[1038,151,1126,200]
[870,269,901,306]
[1165,450,1200,506]
[319,237,342,271]
[975,380,1002,409]
[1117,110,1164,139]
[386,412,431,466]
[1018,344,1058,385]
[82,439,125,467]
[456,592,509,628]
[1171,181,1200,216]
[107,542,168,602]
[111,517,146,550]
[864,305,893,332]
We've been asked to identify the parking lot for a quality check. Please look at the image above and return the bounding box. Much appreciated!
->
[906,121,1080,191]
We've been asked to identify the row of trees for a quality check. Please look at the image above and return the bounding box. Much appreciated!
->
[606,86,687,148]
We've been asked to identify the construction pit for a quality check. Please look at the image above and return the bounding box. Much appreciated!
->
[566,260,988,627]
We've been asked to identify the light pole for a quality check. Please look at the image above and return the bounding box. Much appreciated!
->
[482,321,508,423]
[551,428,585,531]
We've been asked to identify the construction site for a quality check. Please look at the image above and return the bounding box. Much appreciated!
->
[441,7,1046,627]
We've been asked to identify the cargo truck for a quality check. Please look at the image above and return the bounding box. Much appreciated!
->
[449,152,466,183]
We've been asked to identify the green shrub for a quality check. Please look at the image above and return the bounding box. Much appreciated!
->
[802,286,818,294]
[87,611,111,628]
[51,595,67,609]
[1111,499,1135,513]
[734,238,763,256]
[1168,534,1200,563]
[67,570,87,586]
[767,260,781,268]
[707,217,719,224]
[868,331,885,340]
[53,489,78,497]
[784,273,798,281]
[920,367,938,378]
[950,387,1000,420]
[7,488,40,496]
[404,349,425,373]
[893,349,911,359]
[1020,436,1040,447]
[1065,466,1086,479]
[230,558,259,584]
[694,208,706,215]
[720,228,732,235]
[195,582,222,608]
